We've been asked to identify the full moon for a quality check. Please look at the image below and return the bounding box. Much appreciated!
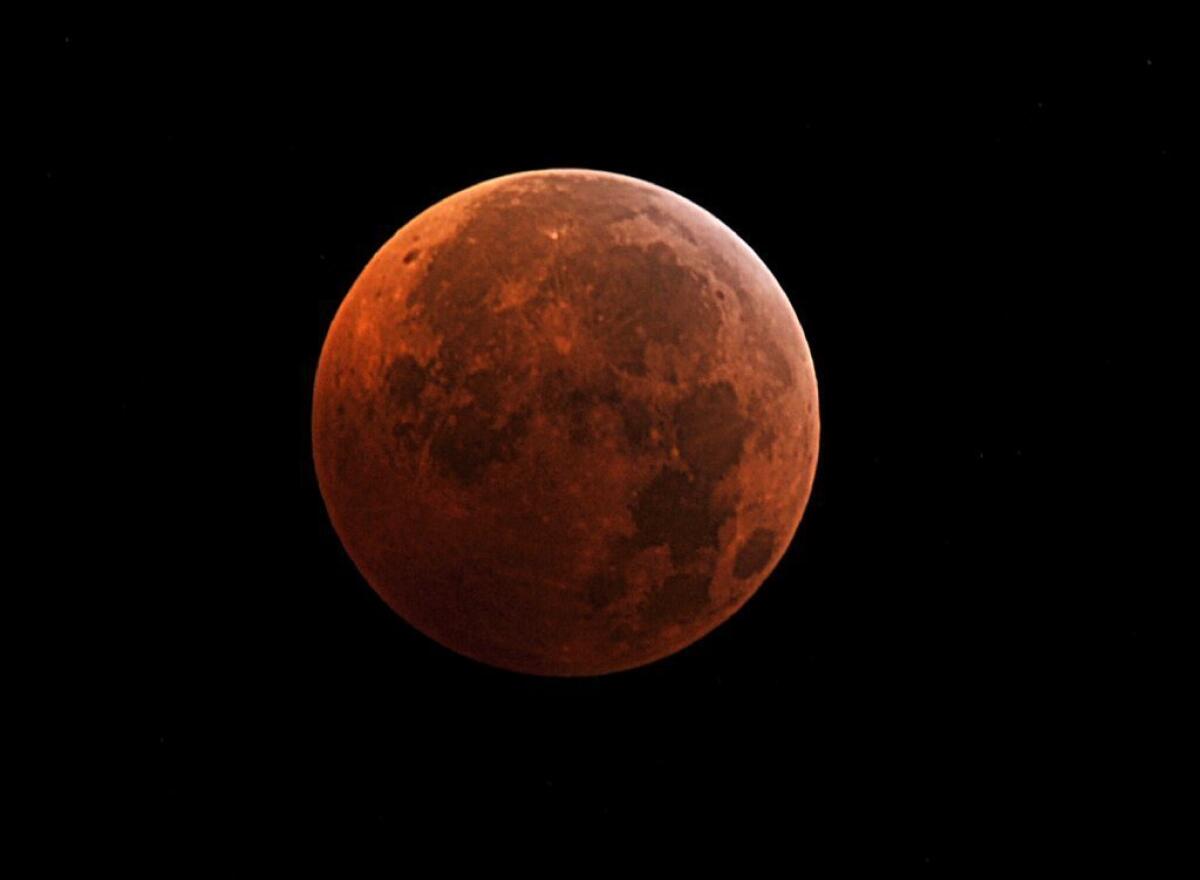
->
[312,169,819,676]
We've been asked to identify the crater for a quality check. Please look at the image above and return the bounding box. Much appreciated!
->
[639,203,699,245]
[761,338,794,387]
[733,528,778,580]
[577,241,720,379]
[620,399,654,451]
[430,406,531,484]
[567,389,594,444]
[538,369,629,448]
[674,381,751,482]
[385,355,426,410]
[630,466,731,565]
[391,420,421,455]
[641,570,712,628]
[465,370,502,412]
[585,564,627,611]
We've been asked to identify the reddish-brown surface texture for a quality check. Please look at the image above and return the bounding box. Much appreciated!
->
[312,170,819,675]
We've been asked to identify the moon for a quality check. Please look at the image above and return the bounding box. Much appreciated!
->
[312,169,819,676]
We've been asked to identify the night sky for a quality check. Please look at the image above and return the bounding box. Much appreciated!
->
[45,24,1183,869]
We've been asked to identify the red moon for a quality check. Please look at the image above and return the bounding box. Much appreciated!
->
[312,169,819,676]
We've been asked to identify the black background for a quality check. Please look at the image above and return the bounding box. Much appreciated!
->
[44,24,1183,869]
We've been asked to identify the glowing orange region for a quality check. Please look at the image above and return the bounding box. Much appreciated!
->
[313,169,819,676]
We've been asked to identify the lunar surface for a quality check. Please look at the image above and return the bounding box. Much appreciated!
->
[312,169,819,676]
